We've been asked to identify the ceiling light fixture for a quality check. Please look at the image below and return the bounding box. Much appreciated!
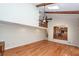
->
[48,5,59,9]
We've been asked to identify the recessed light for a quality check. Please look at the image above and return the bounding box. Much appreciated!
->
[48,5,59,9]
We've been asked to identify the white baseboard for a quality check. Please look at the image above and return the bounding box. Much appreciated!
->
[48,39,79,47]
[5,39,44,50]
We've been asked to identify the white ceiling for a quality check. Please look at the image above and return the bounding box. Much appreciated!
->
[36,3,79,12]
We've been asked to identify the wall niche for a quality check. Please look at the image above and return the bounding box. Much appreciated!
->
[53,26,68,40]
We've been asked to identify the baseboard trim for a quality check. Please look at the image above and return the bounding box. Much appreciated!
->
[5,39,46,50]
[48,39,79,48]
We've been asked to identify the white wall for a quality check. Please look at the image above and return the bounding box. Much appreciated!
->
[47,14,79,47]
[0,3,39,27]
[0,21,47,49]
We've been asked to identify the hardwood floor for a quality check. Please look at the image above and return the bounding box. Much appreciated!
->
[4,40,79,56]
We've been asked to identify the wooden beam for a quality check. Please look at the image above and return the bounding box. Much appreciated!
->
[36,3,54,7]
[45,11,79,14]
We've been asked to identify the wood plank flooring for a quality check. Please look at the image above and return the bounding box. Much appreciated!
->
[4,40,79,56]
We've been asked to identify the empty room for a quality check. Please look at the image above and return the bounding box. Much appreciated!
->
[0,3,79,56]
